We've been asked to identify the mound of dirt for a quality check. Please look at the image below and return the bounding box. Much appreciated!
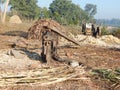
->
[9,15,22,24]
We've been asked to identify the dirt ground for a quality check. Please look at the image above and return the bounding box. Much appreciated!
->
[0,23,120,90]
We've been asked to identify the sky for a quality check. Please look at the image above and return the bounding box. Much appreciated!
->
[37,0,120,19]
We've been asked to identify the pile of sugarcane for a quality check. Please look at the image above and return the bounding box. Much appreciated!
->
[0,66,85,86]
[28,19,63,40]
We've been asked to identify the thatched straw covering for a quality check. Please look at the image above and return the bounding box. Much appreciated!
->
[28,19,63,40]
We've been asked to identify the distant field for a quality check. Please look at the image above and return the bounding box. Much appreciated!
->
[0,23,32,33]
[0,22,82,36]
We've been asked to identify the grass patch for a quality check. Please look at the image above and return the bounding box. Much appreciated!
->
[91,68,120,89]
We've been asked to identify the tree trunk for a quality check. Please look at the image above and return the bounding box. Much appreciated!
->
[0,0,2,22]
[2,0,10,23]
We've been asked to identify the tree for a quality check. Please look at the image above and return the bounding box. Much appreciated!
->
[49,0,72,24]
[39,7,50,19]
[0,0,3,21]
[2,0,10,23]
[84,3,97,18]
[49,0,87,25]
[9,0,40,20]
[0,0,10,23]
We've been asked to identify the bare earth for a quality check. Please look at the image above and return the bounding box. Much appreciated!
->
[0,24,120,90]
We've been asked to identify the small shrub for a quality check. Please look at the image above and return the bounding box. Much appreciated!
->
[112,28,120,38]
[101,26,110,35]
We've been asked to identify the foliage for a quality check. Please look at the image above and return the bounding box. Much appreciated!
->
[101,26,110,35]
[84,3,97,17]
[96,19,120,27]
[9,0,40,19]
[39,7,50,19]
[101,26,120,38]
[49,0,89,25]
[112,28,120,38]
[1,0,97,24]
[92,69,120,89]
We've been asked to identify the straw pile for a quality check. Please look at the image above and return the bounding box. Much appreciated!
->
[9,15,22,24]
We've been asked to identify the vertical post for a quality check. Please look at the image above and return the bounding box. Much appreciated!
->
[46,41,52,65]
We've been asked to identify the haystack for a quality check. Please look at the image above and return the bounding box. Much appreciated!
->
[9,15,22,24]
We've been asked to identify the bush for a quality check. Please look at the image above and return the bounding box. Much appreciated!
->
[112,28,120,38]
[101,26,110,35]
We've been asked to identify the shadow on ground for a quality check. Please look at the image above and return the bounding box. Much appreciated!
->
[0,30,28,38]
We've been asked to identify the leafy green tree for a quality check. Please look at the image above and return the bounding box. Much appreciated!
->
[49,0,87,25]
[39,7,50,19]
[9,0,40,20]
[49,0,71,24]
[84,3,97,18]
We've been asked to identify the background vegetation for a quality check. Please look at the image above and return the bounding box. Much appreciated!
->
[0,0,120,38]
[96,19,120,27]
[112,28,120,38]
[0,0,97,25]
